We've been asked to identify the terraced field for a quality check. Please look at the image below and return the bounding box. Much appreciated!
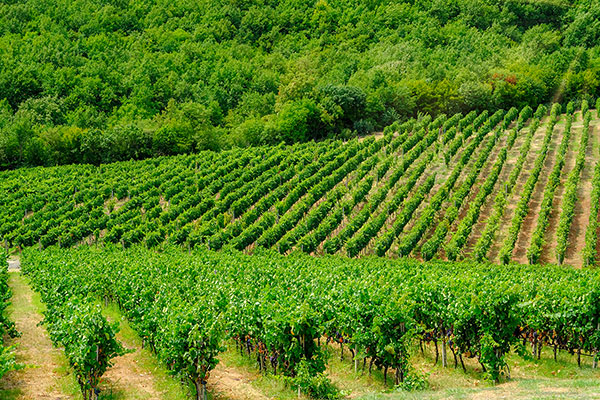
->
[1,104,599,268]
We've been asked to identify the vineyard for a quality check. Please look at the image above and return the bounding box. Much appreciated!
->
[1,0,600,397]
[16,245,600,399]
[1,101,600,399]
[1,102,600,268]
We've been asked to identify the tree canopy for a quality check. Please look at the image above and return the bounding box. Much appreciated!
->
[0,0,599,168]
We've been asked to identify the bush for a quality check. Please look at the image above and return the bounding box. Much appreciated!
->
[395,368,429,392]
[274,99,323,143]
[353,118,375,135]
[286,359,341,400]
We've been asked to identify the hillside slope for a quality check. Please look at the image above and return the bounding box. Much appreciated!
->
[1,104,599,267]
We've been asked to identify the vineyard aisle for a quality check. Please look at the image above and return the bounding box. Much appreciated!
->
[101,303,277,400]
[99,304,190,400]
[564,118,600,266]
[0,259,275,400]
[0,259,79,400]
[101,308,303,400]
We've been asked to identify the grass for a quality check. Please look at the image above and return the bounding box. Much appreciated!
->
[0,387,20,400]
[25,273,82,398]
[0,271,81,399]
[324,340,600,399]
[85,333,600,400]
[215,340,308,400]
[100,302,192,400]
[5,266,600,400]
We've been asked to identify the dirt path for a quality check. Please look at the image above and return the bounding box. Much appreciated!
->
[100,332,167,400]
[488,119,548,262]
[210,364,269,400]
[564,122,599,267]
[98,303,189,400]
[0,265,78,399]
[7,259,20,272]
[538,123,582,265]
[440,130,510,262]
[410,132,495,259]
[455,131,508,228]
[101,306,271,400]
[1,258,265,400]
[462,126,528,258]
[511,120,564,264]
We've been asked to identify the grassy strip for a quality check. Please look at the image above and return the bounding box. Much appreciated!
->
[0,272,80,399]
[101,302,191,400]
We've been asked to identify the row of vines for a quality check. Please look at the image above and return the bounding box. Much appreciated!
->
[21,246,600,399]
[1,103,599,267]
[0,252,19,381]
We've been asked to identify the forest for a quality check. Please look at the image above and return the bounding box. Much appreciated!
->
[1,0,599,168]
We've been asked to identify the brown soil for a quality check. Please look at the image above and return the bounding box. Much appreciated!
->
[100,331,164,399]
[456,132,508,225]
[389,130,482,258]
[363,150,446,256]
[511,119,563,264]
[443,130,510,259]
[467,383,570,400]
[104,196,128,215]
[538,124,581,265]
[462,127,528,258]
[358,131,384,142]
[488,117,549,262]
[158,195,169,210]
[209,364,269,400]
[320,132,429,256]
[428,132,487,228]
[415,131,495,259]
[286,149,372,254]
[564,123,599,267]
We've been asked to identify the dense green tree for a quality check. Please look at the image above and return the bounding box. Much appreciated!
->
[273,98,322,144]
[0,0,598,168]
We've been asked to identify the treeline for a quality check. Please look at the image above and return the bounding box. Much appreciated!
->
[1,0,600,168]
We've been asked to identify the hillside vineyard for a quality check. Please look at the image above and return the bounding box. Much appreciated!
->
[20,246,600,395]
[1,103,600,268]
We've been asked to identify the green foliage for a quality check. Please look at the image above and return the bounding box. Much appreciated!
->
[23,252,127,399]
[534,104,548,120]
[397,110,504,258]
[527,115,572,264]
[0,251,20,380]
[286,360,340,399]
[0,104,594,270]
[555,112,590,264]
[0,0,599,168]
[44,300,127,398]
[273,99,323,144]
[581,100,589,117]
[396,370,429,392]
[583,161,600,267]
[21,244,600,394]
[0,345,21,381]
[472,117,539,261]
[445,146,508,261]
[499,107,558,264]
[157,303,224,395]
